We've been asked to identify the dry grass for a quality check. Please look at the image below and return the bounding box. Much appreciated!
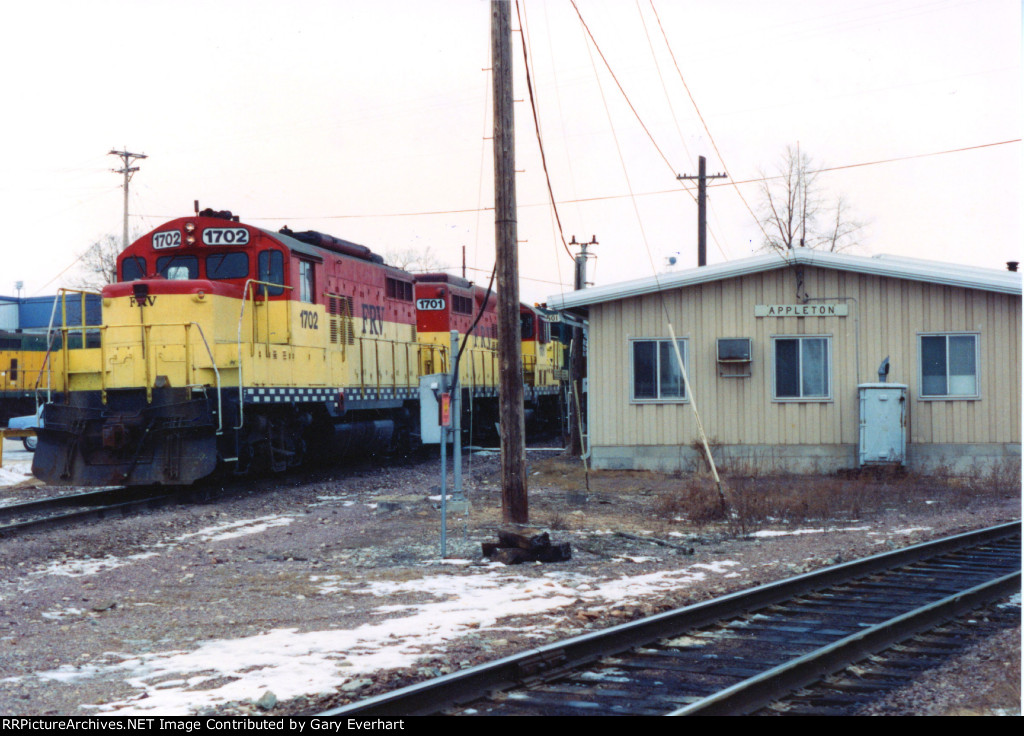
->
[525,453,1020,537]
[721,464,1016,534]
[458,450,1019,546]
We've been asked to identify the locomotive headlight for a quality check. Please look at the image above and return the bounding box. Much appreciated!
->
[184,222,196,233]
[186,235,196,245]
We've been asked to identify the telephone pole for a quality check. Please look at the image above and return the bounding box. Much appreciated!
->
[568,235,596,457]
[492,0,527,524]
[572,235,597,291]
[677,156,726,267]
[109,149,147,249]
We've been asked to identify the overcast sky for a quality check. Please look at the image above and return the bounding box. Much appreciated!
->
[1,0,1019,304]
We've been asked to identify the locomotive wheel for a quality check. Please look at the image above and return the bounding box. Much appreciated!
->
[239,409,308,474]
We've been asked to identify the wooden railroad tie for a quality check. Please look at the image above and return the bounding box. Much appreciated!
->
[482,528,572,564]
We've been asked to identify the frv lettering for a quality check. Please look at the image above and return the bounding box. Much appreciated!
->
[361,304,385,335]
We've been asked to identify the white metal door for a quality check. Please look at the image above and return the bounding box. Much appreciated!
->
[858,384,907,466]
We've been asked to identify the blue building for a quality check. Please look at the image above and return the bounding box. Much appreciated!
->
[0,293,101,332]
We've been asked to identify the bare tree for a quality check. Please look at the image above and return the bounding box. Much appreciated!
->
[68,234,124,291]
[384,245,444,273]
[757,145,864,254]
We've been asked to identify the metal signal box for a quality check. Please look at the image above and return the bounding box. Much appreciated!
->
[419,373,449,444]
[858,383,907,466]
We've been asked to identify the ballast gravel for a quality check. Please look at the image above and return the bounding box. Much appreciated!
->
[0,447,1018,717]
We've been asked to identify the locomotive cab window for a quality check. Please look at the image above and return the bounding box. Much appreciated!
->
[121,256,146,282]
[521,314,535,339]
[156,255,198,280]
[258,250,285,296]
[299,260,315,303]
[206,252,249,280]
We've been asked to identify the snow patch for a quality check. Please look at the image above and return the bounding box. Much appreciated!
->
[29,556,745,715]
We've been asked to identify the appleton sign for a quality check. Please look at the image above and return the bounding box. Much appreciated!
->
[754,304,849,317]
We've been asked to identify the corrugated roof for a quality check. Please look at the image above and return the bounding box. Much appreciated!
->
[546,248,1022,309]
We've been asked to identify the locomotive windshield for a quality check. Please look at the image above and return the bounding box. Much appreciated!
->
[121,256,145,281]
[156,255,198,280]
[206,252,249,280]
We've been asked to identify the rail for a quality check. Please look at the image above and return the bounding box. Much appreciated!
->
[322,521,1021,717]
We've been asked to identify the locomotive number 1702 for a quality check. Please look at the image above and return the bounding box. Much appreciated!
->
[152,231,181,249]
[202,228,250,246]
[300,310,319,329]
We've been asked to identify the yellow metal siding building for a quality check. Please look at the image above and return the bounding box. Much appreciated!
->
[548,249,1021,474]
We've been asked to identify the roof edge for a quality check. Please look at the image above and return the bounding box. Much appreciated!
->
[546,248,1022,308]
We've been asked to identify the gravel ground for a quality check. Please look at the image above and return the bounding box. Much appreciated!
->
[0,444,1019,717]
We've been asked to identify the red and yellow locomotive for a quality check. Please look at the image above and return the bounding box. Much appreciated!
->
[32,210,565,486]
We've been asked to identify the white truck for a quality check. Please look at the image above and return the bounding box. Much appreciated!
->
[6,406,41,451]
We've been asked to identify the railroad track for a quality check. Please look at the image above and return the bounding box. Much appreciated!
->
[0,486,194,536]
[322,521,1021,717]
[0,448,439,537]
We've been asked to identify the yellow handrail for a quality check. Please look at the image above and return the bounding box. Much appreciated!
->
[235,280,291,431]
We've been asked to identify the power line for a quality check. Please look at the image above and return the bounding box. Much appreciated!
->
[647,0,768,245]
[515,0,573,261]
[134,139,1021,223]
[570,0,677,175]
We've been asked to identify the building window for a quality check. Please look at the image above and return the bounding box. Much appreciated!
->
[631,338,688,402]
[920,333,979,398]
[299,261,315,303]
[773,336,831,400]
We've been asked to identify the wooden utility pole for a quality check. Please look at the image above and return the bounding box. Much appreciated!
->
[677,156,726,267]
[109,149,147,249]
[492,0,527,524]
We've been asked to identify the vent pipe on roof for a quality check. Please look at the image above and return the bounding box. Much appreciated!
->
[1007,261,1019,272]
